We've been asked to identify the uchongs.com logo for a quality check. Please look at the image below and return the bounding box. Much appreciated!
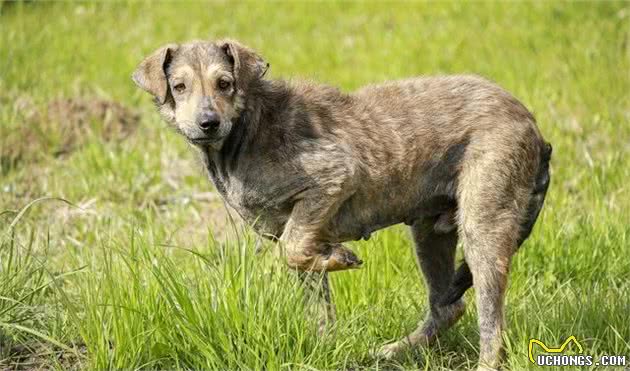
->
[528,336,627,367]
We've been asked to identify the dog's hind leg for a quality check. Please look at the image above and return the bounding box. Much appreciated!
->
[440,142,552,308]
[459,208,519,370]
[457,149,538,371]
[377,214,465,359]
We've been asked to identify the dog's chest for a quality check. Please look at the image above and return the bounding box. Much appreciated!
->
[210,170,292,237]
[225,181,272,216]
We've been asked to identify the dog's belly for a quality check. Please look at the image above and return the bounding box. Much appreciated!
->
[325,189,457,242]
[326,213,400,242]
[324,192,411,242]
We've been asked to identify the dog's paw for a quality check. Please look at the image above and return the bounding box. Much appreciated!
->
[286,243,362,272]
[374,341,405,360]
[322,243,363,272]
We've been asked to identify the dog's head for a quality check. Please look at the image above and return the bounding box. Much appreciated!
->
[132,39,268,149]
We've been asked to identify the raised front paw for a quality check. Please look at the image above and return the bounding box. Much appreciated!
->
[286,243,363,272]
[321,243,363,272]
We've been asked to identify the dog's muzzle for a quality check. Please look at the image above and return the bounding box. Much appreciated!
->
[188,120,233,149]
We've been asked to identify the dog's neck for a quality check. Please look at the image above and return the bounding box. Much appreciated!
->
[221,79,288,157]
[201,79,291,192]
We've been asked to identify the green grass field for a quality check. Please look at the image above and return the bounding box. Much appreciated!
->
[1,2,629,370]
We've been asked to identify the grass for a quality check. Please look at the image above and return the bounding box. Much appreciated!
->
[1,1,629,370]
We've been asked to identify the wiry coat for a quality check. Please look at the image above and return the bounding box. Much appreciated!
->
[133,40,552,371]
[205,76,546,244]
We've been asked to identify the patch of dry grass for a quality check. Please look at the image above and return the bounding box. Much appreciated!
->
[0,93,139,174]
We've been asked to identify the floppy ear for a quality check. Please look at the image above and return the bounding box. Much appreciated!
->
[132,44,178,104]
[220,40,269,90]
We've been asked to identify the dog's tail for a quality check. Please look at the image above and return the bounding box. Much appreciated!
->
[440,141,553,306]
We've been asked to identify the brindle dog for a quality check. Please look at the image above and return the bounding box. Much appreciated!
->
[133,39,552,371]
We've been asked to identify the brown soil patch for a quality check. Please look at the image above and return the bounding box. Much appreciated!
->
[1,341,86,371]
[1,94,140,173]
[47,97,139,156]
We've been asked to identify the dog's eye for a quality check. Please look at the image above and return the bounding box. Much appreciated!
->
[218,79,231,90]
[173,83,186,93]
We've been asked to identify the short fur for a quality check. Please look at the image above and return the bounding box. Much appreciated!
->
[133,39,552,371]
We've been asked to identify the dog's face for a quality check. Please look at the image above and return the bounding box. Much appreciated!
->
[132,40,268,149]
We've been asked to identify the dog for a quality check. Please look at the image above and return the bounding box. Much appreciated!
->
[133,39,552,370]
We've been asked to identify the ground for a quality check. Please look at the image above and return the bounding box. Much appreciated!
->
[1,2,629,370]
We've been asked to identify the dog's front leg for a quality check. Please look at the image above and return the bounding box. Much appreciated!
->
[280,196,362,272]
[297,270,336,335]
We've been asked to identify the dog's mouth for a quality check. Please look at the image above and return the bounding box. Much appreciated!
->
[189,136,220,146]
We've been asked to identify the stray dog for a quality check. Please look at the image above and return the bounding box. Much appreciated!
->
[133,39,552,370]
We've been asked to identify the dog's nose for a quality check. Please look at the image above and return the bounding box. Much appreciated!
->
[198,112,221,133]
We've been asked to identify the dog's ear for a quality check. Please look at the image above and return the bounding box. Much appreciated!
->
[220,40,269,90]
[132,44,178,104]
